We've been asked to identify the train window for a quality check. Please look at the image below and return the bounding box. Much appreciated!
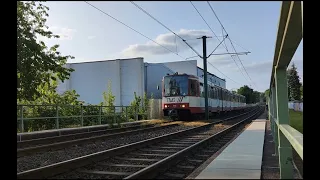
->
[189,80,197,96]
[200,84,204,97]
[211,87,214,99]
[216,88,219,100]
[212,87,216,99]
[222,90,225,100]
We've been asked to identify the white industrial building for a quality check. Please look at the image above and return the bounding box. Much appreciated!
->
[57,57,226,106]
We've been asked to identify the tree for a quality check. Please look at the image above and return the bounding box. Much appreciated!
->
[252,91,261,103]
[300,84,303,100]
[102,80,116,114]
[264,89,270,98]
[237,85,254,104]
[17,1,74,101]
[287,63,301,101]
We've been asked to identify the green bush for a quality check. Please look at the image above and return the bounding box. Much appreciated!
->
[17,80,152,132]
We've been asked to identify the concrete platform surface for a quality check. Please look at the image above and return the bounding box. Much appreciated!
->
[196,119,266,179]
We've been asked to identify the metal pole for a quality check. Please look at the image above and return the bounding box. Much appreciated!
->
[202,36,209,120]
[114,106,116,124]
[56,105,59,129]
[275,67,293,179]
[272,86,278,155]
[20,105,24,133]
[81,105,83,126]
[99,105,102,125]
[126,106,128,122]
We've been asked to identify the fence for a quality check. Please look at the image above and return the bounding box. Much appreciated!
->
[268,1,303,179]
[17,101,164,133]
[288,102,303,112]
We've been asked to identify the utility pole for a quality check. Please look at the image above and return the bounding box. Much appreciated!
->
[202,36,209,120]
[189,35,248,121]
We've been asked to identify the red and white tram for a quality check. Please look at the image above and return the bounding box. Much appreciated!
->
[162,73,246,120]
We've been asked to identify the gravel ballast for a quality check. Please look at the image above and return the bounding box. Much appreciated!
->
[53,118,250,179]
[17,124,193,173]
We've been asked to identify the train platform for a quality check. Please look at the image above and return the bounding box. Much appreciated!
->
[187,110,302,179]
[193,118,266,179]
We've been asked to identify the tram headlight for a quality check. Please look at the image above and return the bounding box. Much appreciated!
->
[181,104,185,108]
[164,105,168,108]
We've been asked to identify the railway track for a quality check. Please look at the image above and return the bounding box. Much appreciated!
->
[17,123,164,148]
[17,106,262,179]
[17,123,178,157]
[157,117,255,179]
[17,109,251,157]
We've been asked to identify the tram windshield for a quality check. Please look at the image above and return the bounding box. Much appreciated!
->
[164,75,188,97]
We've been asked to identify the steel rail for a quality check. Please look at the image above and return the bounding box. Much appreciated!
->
[17,107,258,179]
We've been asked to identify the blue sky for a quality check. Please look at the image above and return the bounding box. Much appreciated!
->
[40,1,303,92]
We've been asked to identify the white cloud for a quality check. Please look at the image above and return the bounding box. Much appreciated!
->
[37,26,77,41]
[88,36,96,40]
[50,26,76,40]
[208,56,235,67]
[121,29,212,57]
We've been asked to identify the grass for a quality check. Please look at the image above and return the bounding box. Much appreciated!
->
[289,109,303,134]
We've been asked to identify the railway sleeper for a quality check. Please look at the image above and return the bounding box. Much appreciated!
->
[158,143,191,147]
[129,153,168,157]
[78,170,133,176]
[140,149,176,153]
[163,172,185,179]
[98,163,148,168]
[114,157,161,162]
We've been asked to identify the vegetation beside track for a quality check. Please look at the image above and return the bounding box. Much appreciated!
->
[289,109,303,133]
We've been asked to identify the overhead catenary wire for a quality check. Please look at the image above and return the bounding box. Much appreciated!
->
[206,1,258,89]
[207,61,242,85]
[130,1,202,58]
[131,1,243,86]
[86,1,243,87]
[84,1,186,60]
[190,1,249,84]
[228,38,251,52]
[207,34,228,58]
[189,1,228,51]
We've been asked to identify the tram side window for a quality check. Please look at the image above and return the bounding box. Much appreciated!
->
[216,88,219,100]
[189,80,197,96]
[222,90,225,100]
[200,83,204,97]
